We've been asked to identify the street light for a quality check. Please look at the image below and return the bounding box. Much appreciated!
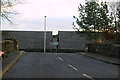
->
[44,16,46,53]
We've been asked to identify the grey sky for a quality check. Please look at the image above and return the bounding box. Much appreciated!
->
[2,0,83,35]
[1,0,119,35]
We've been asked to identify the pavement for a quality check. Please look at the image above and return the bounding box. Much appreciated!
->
[1,50,24,78]
[77,52,120,65]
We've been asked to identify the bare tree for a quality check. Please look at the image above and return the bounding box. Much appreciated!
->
[1,0,21,23]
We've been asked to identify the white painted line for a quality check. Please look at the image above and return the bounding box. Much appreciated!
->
[58,57,64,61]
[81,52,85,55]
[68,64,78,71]
[82,74,94,80]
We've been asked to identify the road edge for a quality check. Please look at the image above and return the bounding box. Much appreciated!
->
[77,52,120,65]
[2,51,24,77]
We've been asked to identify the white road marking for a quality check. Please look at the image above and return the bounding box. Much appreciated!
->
[58,57,64,61]
[81,52,85,55]
[82,74,95,80]
[68,64,78,71]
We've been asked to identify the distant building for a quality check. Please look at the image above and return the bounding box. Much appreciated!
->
[85,0,99,2]
[2,31,93,52]
[2,31,52,51]
[57,31,90,52]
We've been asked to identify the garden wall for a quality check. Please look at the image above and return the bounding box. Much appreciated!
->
[2,38,19,53]
[88,43,120,58]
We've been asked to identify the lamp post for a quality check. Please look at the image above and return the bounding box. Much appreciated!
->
[44,16,46,53]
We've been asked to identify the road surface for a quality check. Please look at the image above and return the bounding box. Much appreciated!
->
[3,52,119,79]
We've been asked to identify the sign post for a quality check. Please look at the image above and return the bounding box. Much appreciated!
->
[44,16,46,53]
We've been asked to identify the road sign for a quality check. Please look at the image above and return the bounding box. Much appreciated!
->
[52,42,58,46]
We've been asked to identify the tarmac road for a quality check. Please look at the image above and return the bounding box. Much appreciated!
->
[2,52,119,79]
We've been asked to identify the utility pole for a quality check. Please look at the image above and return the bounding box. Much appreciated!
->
[44,16,46,53]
